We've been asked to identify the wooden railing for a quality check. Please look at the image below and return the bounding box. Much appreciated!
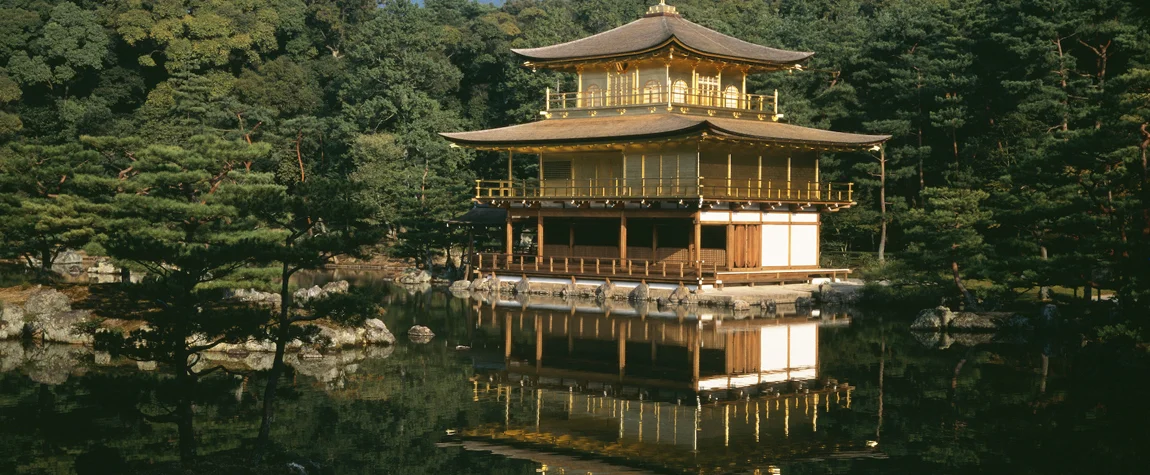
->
[475,178,853,203]
[472,253,722,279]
[546,87,778,115]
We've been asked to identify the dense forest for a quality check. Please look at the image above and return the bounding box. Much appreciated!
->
[1,0,1148,315]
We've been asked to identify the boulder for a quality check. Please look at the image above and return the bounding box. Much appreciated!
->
[470,275,495,292]
[24,344,84,385]
[910,306,954,331]
[794,296,814,310]
[364,318,396,345]
[669,284,691,304]
[408,325,435,344]
[24,288,71,318]
[628,283,650,302]
[449,280,471,293]
[732,300,751,311]
[595,281,616,301]
[515,277,531,295]
[0,341,25,373]
[293,285,326,305]
[322,280,350,294]
[87,260,118,275]
[1,305,26,340]
[316,324,358,348]
[37,310,95,345]
[397,269,432,285]
[949,312,998,332]
[760,299,778,314]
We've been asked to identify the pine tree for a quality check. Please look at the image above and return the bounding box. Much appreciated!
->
[902,187,992,308]
[0,142,112,272]
[92,136,283,462]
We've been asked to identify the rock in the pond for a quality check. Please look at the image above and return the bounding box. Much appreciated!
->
[732,300,751,311]
[515,277,531,295]
[293,285,326,305]
[949,312,998,331]
[408,325,435,344]
[364,318,396,345]
[911,306,954,331]
[595,281,615,301]
[794,296,813,310]
[23,288,71,318]
[760,299,778,314]
[396,269,432,285]
[628,283,650,302]
[37,310,95,345]
[87,260,118,275]
[1,305,26,340]
[669,284,691,304]
[322,280,350,294]
[450,280,471,293]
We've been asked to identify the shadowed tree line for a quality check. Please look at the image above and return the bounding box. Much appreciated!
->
[0,0,1149,468]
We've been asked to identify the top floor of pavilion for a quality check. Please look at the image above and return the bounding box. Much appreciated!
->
[441,2,889,209]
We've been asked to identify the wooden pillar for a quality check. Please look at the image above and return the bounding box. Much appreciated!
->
[652,224,659,260]
[727,223,735,269]
[505,210,514,256]
[693,213,702,272]
[508,150,514,181]
[535,314,543,371]
[690,328,700,387]
[577,68,583,108]
[620,214,628,261]
[618,320,627,378]
[504,313,512,361]
[536,214,544,258]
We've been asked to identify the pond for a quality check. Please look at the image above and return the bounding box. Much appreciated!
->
[1,279,1147,474]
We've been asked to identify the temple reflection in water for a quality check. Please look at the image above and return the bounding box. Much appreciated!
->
[449,295,880,474]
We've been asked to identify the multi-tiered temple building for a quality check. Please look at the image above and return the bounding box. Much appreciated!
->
[443,2,889,287]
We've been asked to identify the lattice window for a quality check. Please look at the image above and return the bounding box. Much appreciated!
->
[643,80,662,104]
[724,85,740,108]
[543,160,572,180]
[585,84,603,107]
[672,80,688,103]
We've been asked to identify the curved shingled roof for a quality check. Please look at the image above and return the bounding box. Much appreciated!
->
[512,10,812,66]
[440,115,890,149]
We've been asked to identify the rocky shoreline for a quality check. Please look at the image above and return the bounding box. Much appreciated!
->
[1,284,402,354]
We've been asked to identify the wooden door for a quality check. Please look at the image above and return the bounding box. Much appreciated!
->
[726,224,762,270]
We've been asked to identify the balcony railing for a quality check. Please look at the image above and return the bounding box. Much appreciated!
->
[546,87,778,115]
[474,178,853,203]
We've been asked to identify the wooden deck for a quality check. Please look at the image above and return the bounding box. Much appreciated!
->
[471,252,850,286]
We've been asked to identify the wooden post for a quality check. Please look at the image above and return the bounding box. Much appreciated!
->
[694,214,703,273]
[690,327,700,387]
[618,320,627,378]
[508,150,514,181]
[620,214,628,261]
[505,210,514,256]
[536,214,544,258]
[535,314,543,371]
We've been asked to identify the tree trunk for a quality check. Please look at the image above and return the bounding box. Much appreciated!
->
[1038,245,1050,300]
[40,247,52,272]
[878,147,887,263]
[120,265,131,284]
[175,346,197,464]
[257,263,294,459]
[951,260,976,309]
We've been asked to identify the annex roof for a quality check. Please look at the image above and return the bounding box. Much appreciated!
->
[511,3,812,69]
[440,115,890,150]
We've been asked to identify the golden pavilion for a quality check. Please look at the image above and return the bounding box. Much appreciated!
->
[442,2,889,288]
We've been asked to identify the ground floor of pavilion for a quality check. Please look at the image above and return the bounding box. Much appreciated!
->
[464,207,849,287]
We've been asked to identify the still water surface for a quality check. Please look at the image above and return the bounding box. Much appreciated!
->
[1,279,1147,474]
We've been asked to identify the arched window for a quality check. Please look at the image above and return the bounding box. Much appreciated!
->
[643,80,662,104]
[724,85,741,108]
[585,84,602,107]
[672,80,688,104]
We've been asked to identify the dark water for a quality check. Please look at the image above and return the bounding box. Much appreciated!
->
[1,282,1148,474]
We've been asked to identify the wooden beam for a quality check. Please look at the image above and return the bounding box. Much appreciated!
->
[693,211,702,271]
[537,214,545,258]
[506,211,514,255]
[619,214,628,261]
